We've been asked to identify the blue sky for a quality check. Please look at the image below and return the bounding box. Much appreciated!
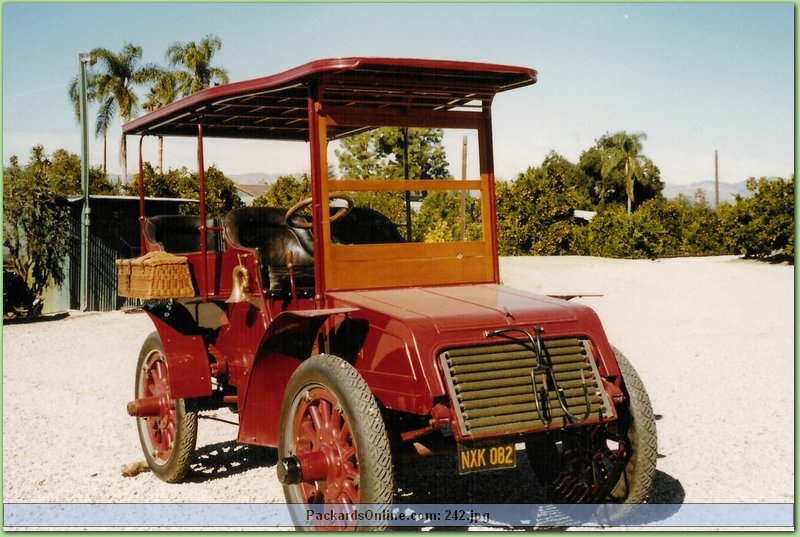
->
[2,2,795,185]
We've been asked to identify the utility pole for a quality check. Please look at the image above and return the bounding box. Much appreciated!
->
[460,136,467,241]
[79,52,96,311]
[714,149,719,211]
[402,127,412,240]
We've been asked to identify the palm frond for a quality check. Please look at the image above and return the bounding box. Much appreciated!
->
[95,97,116,137]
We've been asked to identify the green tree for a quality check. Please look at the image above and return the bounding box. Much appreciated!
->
[413,191,483,242]
[583,200,681,259]
[601,131,647,213]
[124,162,183,198]
[672,190,727,255]
[334,127,451,236]
[69,43,162,180]
[581,193,730,259]
[579,131,663,211]
[721,176,794,259]
[631,197,683,257]
[5,145,113,197]
[196,166,244,218]
[335,127,450,180]
[125,163,243,218]
[581,205,635,258]
[3,148,76,314]
[166,34,229,96]
[253,175,311,208]
[143,71,183,171]
[496,152,583,255]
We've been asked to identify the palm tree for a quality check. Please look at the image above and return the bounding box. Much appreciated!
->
[166,34,229,96]
[143,72,182,171]
[69,71,101,174]
[69,72,116,176]
[93,43,163,182]
[69,43,161,182]
[600,132,648,213]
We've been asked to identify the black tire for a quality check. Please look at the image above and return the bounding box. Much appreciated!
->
[607,347,658,502]
[526,347,657,504]
[279,354,394,531]
[135,331,198,483]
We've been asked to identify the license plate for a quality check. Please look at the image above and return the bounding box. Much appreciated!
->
[457,443,517,474]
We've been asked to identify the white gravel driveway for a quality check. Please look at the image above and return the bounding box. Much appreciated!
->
[2,256,794,529]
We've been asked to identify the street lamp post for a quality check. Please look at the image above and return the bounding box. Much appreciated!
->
[78,52,95,311]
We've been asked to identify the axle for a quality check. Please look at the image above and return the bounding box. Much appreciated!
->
[126,396,169,417]
[276,452,330,485]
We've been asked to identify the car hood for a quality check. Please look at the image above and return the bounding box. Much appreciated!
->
[328,284,582,334]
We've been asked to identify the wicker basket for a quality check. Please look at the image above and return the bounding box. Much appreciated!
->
[116,251,195,299]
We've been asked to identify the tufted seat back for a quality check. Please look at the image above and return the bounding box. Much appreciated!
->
[144,215,223,253]
[223,207,315,298]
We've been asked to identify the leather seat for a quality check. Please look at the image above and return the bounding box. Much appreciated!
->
[330,206,405,244]
[223,207,315,298]
[144,215,222,253]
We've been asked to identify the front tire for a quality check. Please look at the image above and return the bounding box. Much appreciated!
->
[526,347,657,503]
[279,354,394,530]
[135,331,198,483]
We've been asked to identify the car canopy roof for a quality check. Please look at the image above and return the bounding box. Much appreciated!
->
[122,57,537,142]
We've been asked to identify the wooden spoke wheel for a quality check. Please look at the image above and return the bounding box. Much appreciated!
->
[135,331,197,483]
[527,348,657,503]
[279,354,394,530]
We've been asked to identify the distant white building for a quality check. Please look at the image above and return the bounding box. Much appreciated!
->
[573,209,597,222]
[235,183,270,205]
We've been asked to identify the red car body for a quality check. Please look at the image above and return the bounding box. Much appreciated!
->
[122,58,655,521]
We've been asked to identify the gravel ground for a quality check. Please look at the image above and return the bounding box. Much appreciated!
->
[2,255,794,530]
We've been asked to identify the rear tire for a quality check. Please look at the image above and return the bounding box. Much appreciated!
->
[526,347,657,503]
[608,347,658,502]
[135,331,198,483]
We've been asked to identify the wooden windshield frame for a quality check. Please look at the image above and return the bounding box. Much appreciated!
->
[315,103,499,292]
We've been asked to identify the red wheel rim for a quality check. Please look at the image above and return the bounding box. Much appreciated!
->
[551,425,631,502]
[290,385,360,522]
[141,351,176,462]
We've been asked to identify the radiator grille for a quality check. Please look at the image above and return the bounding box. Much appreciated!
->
[440,337,614,438]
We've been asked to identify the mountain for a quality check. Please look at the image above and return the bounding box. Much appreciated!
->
[229,173,283,185]
[662,180,751,206]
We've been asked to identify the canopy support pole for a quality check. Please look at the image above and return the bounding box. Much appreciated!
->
[197,122,209,302]
[137,136,146,256]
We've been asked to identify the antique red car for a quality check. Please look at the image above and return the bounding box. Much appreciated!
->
[120,57,656,528]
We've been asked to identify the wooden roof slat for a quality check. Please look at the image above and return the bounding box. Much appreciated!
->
[122,57,536,141]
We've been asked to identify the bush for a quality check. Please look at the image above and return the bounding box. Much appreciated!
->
[253,174,311,208]
[673,191,728,256]
[582,205,637,258]
[582,196,722,259]
[126,163,243,218]
[3,150,74,315]
[497,156,792,262]
[632,198,683,257]
[720,176,794,259]
[497,154,585,255]
[413,191,483,242]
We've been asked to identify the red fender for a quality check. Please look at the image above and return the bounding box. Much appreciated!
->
[237,307,357,447]
[144,305,213,400]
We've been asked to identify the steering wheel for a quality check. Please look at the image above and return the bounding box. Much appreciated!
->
[285,193,354,229]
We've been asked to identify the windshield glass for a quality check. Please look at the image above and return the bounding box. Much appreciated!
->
[327,128,483,245]
[321,123,497,291]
